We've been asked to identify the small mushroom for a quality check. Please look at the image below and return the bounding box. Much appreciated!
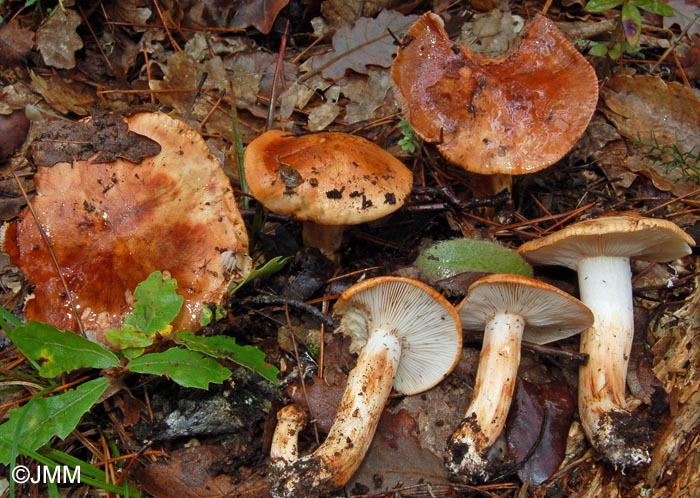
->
[446,273,593,482]
[271,276,462,497]
[270,404,308,468]
[518,214,695,468]
[243,130,413,260]
[3,112,251,343]
[391,13,598,194]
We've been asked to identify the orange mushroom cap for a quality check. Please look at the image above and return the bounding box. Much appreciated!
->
[243,130,413,225]
[4,112,251,342]
[391,13,599,175]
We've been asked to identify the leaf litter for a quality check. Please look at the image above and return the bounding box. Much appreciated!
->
[0,1,699,497]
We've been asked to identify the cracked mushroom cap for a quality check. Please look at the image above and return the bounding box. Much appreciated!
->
[391,13,598,175]
[243,130,413,225]
[333,276,462,395]
[458,273,594,345]
[3,112,251,341]
[517,214,695,270]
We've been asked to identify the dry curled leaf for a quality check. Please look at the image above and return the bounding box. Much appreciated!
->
[308,9,418,80]
[35,8,84,69]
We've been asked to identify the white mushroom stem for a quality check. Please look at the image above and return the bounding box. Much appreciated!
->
[270,404,308,468]
[577,256,651,467]
[272,328,401,498]
[446,312,524,481]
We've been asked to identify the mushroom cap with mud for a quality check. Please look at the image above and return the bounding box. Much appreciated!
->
[3,112,251,343]
[391,13,598,175]
[243,130,413,225]
[446,274,592,481]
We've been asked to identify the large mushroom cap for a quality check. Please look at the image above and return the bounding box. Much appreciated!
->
[333,276,462,395]
[391,13,598,175]
[518,214,695,270]
[458,273,594,345]
[4,112,250,340]
[243,130,413,225]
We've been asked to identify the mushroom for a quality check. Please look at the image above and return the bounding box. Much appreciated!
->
[517,214,695,468]
[3,112,251,344]
[243,130,413,260]
[390,13,598,194]
[271,276,462,497]
[446,273,593,481]
[270,404,308,469]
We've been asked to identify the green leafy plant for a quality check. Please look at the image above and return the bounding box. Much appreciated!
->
[397,120,420,154]
[0,270,279,492]
[584,0,674,58]
[634,132,700,184]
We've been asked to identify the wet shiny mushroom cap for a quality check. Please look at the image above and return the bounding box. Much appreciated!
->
[3,112,251,341]
[243,130,413,225]
[391,13,599,175]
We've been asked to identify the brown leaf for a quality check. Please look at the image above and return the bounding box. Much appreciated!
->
[0,20,34,66]
[229,0,290,35]
[601,75,700,157]
[506,379,574,485]
[348,409,451,494]
[29,71,94,116]
[308,9,418,80]
[35,8,84,69]
[133,445,243,498]
[320,0,400,27]
[0,111,30,162]
[31,113,162,166]
[285,375,345,433]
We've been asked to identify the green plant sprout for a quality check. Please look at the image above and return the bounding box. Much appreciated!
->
[634,131,700,184]
[0,270,280,493]
[397,120,420,154]
[584,0,674,58]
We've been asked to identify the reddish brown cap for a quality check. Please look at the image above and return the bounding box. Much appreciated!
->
[4,112,251,341]
[391,13,598,175]
[244,130,413,225]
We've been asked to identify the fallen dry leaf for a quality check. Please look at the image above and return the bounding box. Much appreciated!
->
[35,7,83,69]
[230,0,290,35]
[29,71,94,115]
[601,75,700,156]
[0,19,34,66]
[664,0,700,38]
[320,0,400,27]
[506,379,574,485]
[308,9,418,80]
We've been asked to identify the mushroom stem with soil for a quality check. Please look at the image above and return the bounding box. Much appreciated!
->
[271,277,462,497]
[518,214,695,469]
[446,274,593,482]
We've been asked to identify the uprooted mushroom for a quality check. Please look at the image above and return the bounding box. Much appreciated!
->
[518,214,695,468]
[243,130,413,260]
[446,274,593,481]
[3,112,251,344]
[391,13,598,195]
[270,276,462,497]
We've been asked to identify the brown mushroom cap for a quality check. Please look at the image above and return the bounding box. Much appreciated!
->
[458,273,594,345]
[3,112,250,341]
[391,13,599,175]
[518,214,695,270]
[243,130,413,225]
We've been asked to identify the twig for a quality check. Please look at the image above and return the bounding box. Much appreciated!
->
[237,295,336,329]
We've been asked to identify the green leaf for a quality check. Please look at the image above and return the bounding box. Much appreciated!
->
[585,0,623,11]
[622,2,643,46]
[105,324,154,351]
[5,322,120,378]
[175,331,280,385]
[0,377,110,465]
[124,271,183,336]
[0,306,22,330]
[630,0,675,16]
[228,256,290,295]
[416,239,533,280]
[588,42,610,57]
[127,349,232,389]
